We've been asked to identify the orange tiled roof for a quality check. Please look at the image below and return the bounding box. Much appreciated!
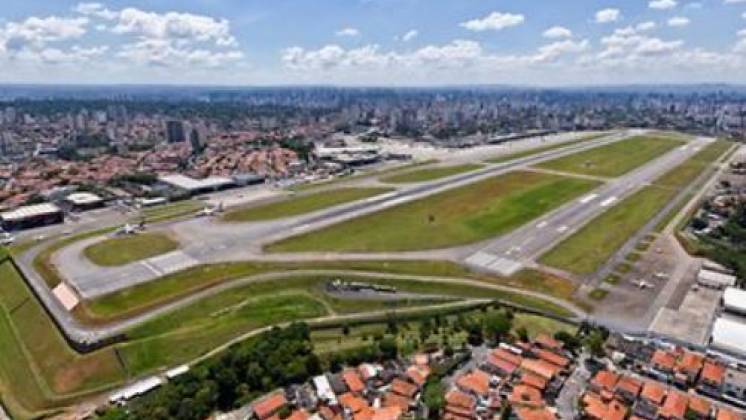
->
[343,370,366,394]
[406,365,430,386]
[658,391,688,419]
[701,361,726,385]
[286,410,311,420]
[717,407,744,420]
[651,350,677,371]
[445,389,476,410]
[390,378,418,398]
[252,393,287,420]
[492,348,523,366]
[514,407,557,420]
[487,354,519,376]
[339,392,369,414]
[509,384,544,408]
[354,406,402,420]
[382,391,410,412]
[534,334,563,350]
[520,358,560,380]
[534,348,570,368]
[521,372,548,391]
[591,370,620,392]
[615,375,642,397]
[582,393,607,419]
[688,395,711,417]
[641,381,667,405]
[456,369,490,397]
[676,351,705,375]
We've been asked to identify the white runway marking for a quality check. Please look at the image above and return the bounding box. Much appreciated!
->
[579,193,599,204]
[557,225,569,233]
[600,196,618,207]
[292,224,309,233]
[536,221,548,229]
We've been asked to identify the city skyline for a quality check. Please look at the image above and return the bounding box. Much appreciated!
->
[1,0,746,86]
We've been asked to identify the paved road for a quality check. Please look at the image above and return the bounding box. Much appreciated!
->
[464,137,714,276]
[46,130,636,299]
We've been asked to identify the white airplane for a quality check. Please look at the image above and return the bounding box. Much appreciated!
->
[115,223,139,236]
[631,279,653,289]
[196,207,217,217]
[0,232,14,246]
[654,272,669,280]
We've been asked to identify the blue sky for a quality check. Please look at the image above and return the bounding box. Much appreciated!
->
[1,0,746,85]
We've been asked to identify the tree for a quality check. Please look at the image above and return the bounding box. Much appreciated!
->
[516,327,529,342]
[422,379,445,419]
[584,331,606,357]
[483,311,512,342]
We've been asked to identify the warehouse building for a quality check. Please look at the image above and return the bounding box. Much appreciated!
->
[697,268,737,289]
[158,174,235,196]
[0,203,64,230]
[710,317,746,359]
[723,288,746,316]
[64,192,105,212]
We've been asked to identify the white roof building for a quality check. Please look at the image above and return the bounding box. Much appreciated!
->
[723,287,746,315]
[698,269,737,289]
[312,374,337,405]
[0,203,61,222]
[710,316,746,358]
[158,174,234,193]
[65,192,103,206]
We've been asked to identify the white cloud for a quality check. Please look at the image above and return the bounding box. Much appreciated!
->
[110,8,237,47]
[738,28,746,37]
[74,3,117,20]
[595,8,621,24]
[117,38,243,67]
[0,16,89,53]
[724,0,746,4]
[532,39,589,62]
[685,2,703,9]
[649,0,678,10]
[335,27,360,37]
[742,11,746,19]
[543,26,573,39]
[460,12,525,32]
[668,16,691,26]
[401,30,418,42]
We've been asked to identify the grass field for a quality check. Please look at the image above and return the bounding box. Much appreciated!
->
[485,133,606,164]
[535,135,683,178]
[83,232,179,266]
[136,199,204,223]
[380,164,483,184]
[267,171,600,253]
[539,140,732,275]
[0,261,126,418]
[79,260,577,323]
[222,187,393,222]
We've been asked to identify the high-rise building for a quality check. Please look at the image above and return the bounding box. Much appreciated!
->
[166,120,186,143]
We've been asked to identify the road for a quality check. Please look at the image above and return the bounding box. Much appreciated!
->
[43,130,636,299]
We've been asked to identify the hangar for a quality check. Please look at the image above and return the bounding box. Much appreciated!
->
[0,203,64,231]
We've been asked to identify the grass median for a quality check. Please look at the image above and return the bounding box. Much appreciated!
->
[222,187,393,222]
[83,232,179,266]
[535,135,683,178]
[539,140,732,275]
[380,164,484,184]
[267,171,600,253]
[485,133,606,164]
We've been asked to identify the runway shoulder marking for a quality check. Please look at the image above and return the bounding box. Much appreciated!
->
[600,196,618,207]
[579,193,599,204]
[557,225,569,233]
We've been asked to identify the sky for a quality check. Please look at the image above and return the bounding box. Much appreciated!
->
[1,0,746,86]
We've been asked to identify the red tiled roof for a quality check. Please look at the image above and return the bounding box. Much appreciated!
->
[492,348,523,366]
[717,407,744,420]
[509,385,544,408]
[701,361,726,385]
[445,389,476,410]
[514,407,557,420]
[521,372,548,391]
[390,378,418,398]
[339,392,369,414]
[406,365,430,386]
[534,348,570,368]
[614,375,642,397]
[487,354,519,376]
[688,395,711,417]
[354,406,402,420]
[252,393,287,420]
[651,350,677,371]
[676,351,705,375]
[286,410,311,420]
[343,369,366,394]
[658,391,688,419]
[520,358,560,380]
[383,391,410,412]
[534,334,563,350]
[591,370,620,392]
[641,381,667,405]
[456,369,490,397]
